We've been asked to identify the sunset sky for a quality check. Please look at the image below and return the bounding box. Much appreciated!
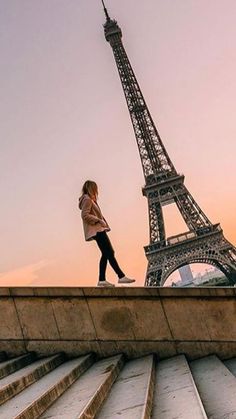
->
[1,0,236,287]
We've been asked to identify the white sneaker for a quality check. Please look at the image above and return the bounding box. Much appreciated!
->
[97,280,115,287]
[118,276,136,284]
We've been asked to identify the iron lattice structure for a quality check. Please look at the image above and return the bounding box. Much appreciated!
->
[102,3,236,286]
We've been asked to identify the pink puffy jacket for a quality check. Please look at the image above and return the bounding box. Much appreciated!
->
[78,194,110,241]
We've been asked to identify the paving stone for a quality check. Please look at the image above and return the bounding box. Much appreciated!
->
[224,357,236,376]
[0,353,36,379]
[41,354,124,418]
[98,354,155,419]
[152,355,207,419]
[191,355,236,418]
[0,353,64,405]
[0,354,94,419]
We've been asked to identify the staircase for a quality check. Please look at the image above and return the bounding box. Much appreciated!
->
[1,351,236,418]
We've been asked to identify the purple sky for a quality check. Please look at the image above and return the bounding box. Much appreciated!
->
[1,0,236,286]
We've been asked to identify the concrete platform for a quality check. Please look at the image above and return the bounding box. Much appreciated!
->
[1,287,236,360]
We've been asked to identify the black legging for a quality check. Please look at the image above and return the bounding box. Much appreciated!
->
[94,231,125,281]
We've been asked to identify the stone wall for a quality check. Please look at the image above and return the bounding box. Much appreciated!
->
[1,287,236,359]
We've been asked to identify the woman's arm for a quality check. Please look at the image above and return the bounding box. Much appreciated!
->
[81,197,101,225]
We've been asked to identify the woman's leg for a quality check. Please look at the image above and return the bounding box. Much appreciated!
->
[96,232,125,279]
[94,234,108,281]
[99,254,108,282]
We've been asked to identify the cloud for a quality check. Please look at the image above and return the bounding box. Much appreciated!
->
[0,260,52,286]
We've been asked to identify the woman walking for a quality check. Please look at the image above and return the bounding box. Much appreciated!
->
[79,180,135,287]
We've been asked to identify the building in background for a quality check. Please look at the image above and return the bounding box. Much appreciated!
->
[172,266,229,287]
[179,265,194,286]
[194,268,227,286]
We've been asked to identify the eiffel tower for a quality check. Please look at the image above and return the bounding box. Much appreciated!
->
[101,2,236,286]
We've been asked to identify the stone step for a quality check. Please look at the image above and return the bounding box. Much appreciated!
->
[0,353,65,405]
[41,354,124,419]
[152,354,207,419]
[0,352,7,362]
[0,354,94,419]
[224,357,236,376]
[190,355,236,418]
[97,354,155,419]
[0,353,36,379]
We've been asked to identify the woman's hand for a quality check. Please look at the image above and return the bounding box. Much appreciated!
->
[99,219,107,227]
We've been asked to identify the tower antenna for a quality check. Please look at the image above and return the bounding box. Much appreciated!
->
[101,0,110,21]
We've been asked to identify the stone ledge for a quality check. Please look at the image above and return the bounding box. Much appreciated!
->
[1,287,236,359]
[0,286,236,298]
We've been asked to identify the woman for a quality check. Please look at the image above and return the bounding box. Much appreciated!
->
[79,180,135,287]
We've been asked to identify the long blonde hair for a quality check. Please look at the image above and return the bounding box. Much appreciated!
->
[81,180,98,200]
